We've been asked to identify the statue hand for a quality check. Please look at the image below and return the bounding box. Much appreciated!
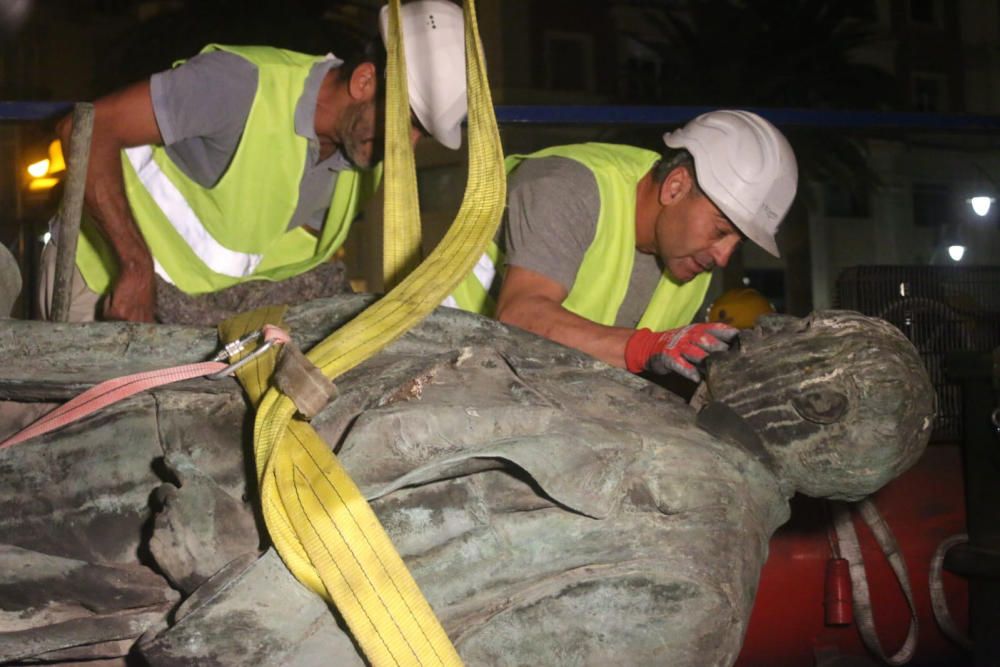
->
[625,323,737,382]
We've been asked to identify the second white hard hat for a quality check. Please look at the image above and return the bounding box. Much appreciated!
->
[663,110,798,257]
[379,0,467,150]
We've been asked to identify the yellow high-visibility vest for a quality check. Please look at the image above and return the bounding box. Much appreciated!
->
[76,44,381,295]
[451,143,710,330]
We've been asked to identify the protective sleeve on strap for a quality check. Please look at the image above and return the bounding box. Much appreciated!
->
[273,343,338,419]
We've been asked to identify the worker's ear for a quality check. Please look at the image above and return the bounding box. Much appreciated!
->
[658,166,694,206]
[348,62,377,102]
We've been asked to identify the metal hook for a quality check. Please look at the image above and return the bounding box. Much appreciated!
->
[208,330,277,380]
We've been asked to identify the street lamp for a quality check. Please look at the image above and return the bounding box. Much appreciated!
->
[932,222,968,265]
[24,139,65,192]
[967,161,999,218]
[968,195,994,217]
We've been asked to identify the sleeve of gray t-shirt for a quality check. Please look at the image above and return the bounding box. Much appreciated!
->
[150,50,259,188]
[503,156,600,292]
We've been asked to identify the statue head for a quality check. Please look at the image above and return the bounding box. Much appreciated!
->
[704,311,935,501]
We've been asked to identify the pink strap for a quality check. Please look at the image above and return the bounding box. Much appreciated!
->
[262,324,291,345]
[0,326,292,451]
[0,362,226,450]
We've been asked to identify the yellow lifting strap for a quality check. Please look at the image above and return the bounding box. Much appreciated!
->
[218,0,506,665]
[382,0,421,290]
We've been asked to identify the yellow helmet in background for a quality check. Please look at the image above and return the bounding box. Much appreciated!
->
[708,288,775,329]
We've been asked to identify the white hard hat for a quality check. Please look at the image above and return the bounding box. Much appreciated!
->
[663,110,797,257]
[379,0,467,150]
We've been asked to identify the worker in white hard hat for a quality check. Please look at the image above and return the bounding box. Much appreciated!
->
[450,109,798,383]
[40,0,466,323]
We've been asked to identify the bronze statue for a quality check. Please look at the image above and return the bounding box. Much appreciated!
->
[0,298,933,665]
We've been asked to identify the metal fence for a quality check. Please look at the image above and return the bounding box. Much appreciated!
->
[836,265,1000,442]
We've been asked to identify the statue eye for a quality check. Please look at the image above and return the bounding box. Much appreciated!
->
[792,390,848,424]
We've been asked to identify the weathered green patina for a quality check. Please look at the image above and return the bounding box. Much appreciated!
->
[0,298,933,666]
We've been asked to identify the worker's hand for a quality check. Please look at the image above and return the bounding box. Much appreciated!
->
[625,324,738,382]
[103,267,156,323]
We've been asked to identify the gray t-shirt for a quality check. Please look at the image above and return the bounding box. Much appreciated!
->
[149,50,352,232]
[503,156,664,328]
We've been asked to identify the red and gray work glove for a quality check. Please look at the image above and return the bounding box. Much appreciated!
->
[625,323,738,382]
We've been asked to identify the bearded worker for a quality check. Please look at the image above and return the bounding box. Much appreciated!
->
[40,0,467,324]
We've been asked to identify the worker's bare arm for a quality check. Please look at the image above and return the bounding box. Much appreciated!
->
[57,80,162,322]
[495,265,633,368]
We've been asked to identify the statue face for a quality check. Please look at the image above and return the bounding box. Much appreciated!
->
[703,311,934,501]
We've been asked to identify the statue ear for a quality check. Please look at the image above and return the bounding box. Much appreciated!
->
[792,389,848,424]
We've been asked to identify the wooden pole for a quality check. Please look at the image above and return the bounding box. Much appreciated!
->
[49,102,94,322]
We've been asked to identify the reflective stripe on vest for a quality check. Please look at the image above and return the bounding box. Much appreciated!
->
[445,240,501,314]
[451,144,711,330]
[125,145,264,281]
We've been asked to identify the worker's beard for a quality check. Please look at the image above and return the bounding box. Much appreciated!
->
[339,98,381,169]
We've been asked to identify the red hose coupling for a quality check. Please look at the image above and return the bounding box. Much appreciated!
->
[824,557,853,626]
